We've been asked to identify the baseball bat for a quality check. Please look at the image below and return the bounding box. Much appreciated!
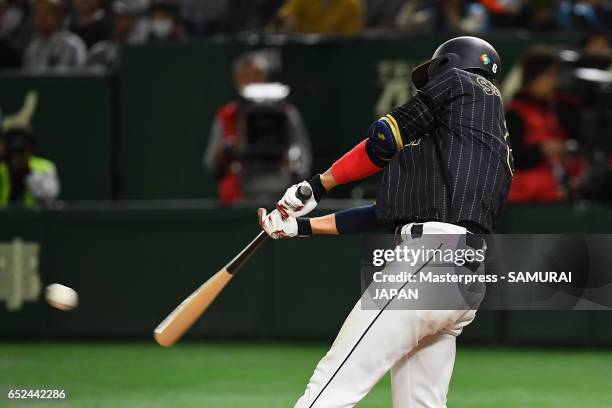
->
[154,185,312,347]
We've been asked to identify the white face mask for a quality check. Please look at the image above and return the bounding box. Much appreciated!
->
[150,18,173,38]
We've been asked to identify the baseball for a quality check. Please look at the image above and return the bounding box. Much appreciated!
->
[45,283,78,311]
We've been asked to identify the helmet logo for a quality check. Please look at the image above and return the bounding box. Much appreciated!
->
[480,54,491,65]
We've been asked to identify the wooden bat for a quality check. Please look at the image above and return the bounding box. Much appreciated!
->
[153,231,268,347]
[154,185,312,347]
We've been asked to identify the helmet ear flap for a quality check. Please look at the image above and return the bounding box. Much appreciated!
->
[411,60,432,89]
[427,53,460,80]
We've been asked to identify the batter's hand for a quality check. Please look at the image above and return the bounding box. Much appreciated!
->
[258,208,298,239]
[276,181,317,219]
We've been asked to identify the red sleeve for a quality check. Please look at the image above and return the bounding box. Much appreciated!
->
[331,139,382,184]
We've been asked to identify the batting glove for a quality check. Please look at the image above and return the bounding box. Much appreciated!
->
[276,181,317,219]
[258,208,298,239]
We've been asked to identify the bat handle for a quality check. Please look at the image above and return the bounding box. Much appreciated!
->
[226,230,268,274]
[296,185,313,202]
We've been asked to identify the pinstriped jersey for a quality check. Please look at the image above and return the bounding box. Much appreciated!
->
[375,67,513,233]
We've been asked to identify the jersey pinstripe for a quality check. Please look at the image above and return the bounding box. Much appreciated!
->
[375,68,513,233]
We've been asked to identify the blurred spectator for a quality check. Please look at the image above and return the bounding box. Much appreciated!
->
[178,0,229,35]
[69,0,111,49]
[204,52,311,204]
[485,0,561,30]
[439,0,490,32]
[111,0,149,43]
[23,0,86,70]
[395,0,437,31]
[148,0,186,42]
[582,28,612,55]
[225,0,283,33]
[559,0,612,29]
[506,47,568,202]
[528,0,562,30]
[0,127,59,208]
[87,0,149,69]
[480,0,530,28]
[272,0,364,35]
[365,0,406,28]
[396,0,489,33]
[0,0,32,68]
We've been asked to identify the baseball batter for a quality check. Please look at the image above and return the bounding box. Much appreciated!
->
[258,36,513,408]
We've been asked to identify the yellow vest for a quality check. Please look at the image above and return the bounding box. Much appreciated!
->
[0,156,56,207]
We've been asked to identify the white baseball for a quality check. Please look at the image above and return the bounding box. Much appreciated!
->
[45,283,78,311]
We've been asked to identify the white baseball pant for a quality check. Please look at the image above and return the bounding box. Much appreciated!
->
[294,221,483,408]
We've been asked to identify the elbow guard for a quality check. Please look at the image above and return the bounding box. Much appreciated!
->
[329,115,404,184]
[365,115,404,167]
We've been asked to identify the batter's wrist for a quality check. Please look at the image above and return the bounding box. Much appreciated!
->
[297,217,312,236]
[308,174,328,202]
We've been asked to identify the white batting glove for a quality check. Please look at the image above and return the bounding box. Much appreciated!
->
[258,208,298,239]
[276,181,317,219]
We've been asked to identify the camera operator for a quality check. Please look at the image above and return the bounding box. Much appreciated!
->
[0,127,60,208]
[203,52,311,204]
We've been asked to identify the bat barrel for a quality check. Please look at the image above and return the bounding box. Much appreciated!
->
[153,269,234,347]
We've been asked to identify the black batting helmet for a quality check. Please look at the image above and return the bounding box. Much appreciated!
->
[411,36,501,89]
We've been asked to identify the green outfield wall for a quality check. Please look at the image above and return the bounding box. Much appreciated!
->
[1,203,611,346]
